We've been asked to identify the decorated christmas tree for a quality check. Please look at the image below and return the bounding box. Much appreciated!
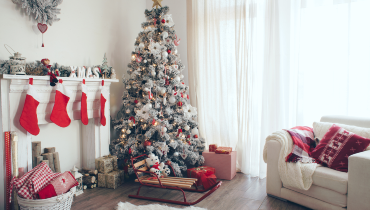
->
[101,53,110,78]
[110,3,205,177]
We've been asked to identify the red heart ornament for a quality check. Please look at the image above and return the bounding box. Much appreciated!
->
[37,23,48,34]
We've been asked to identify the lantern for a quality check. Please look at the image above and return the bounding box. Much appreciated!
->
[70,165,83,196]
[9,52,26,75]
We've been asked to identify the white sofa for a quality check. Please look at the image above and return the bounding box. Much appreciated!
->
[266,115,370,210]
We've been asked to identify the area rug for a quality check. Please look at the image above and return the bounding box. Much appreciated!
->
[116,202,207,210]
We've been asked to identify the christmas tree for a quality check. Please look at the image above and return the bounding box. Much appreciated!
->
[101,53,110,78]
[110,4,205,177]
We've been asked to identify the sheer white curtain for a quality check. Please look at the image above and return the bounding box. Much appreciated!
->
[187,0,370,178]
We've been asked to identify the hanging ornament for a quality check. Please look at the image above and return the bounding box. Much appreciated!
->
[129,116,136,126]
[176,127,183,137]
[194,134,198,138]
[174,35,181,46]
[174,152,179,157]
[166,160,171,165]
[161,19,166,23]
[169,96,176,104]
[165,78,170,86]
[37,23,48,47]
[136,55,142,63]
[177,101,183,107]
[162,51,168,58]
[181,92,184,98]
[160,88,166,95]
[184,125,190,131]
[129,148,132,154]
[152,119,156,125]
[125,109,130,114]
[163,96,167,105]
[167,49,171,54]
[134,99,138,104]
[174,76,180,83]
[144,140,152,147]
[126,129,131,134]
[181,148,188,159]
[162,31,168,40]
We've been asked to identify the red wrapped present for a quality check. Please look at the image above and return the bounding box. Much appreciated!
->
[201,171,217,190]
[187,166,215,187]
[215,147,232,154]
[209,144,218,152]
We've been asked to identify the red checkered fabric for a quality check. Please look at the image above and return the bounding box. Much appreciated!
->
[285,126,317,163]
[9,162,61,202]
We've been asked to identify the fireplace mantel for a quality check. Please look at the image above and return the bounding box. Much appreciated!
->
[0,74,118,207]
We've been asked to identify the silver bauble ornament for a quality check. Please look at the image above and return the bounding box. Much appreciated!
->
[169,96,176,104]
[126,130,131,134]
[184,125,190,131]
[174,76,180,82]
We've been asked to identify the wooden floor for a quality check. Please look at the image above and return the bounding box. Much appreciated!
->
[71,173,310,210]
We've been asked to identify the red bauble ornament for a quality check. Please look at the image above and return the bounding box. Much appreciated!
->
[188,141,191,145]
[187,135,191,138]
[177,101,183,107]
[193,134,198,138]
[161,19,166,23]
[167,49,171,54]
[129,148,132,154]
[134,99,138,104]
[166,160,171,165]
[144,140,152,147]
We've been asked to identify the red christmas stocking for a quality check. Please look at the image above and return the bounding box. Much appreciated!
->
[81,80,88,125]
[50,79,71,127]
[100,80,107,126]
[19,78,40,136]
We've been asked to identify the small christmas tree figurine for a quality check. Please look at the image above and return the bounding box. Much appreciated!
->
[101,53,110,79]
[110,3,206,177]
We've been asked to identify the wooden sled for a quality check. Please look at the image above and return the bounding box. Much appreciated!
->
[128,154,222,205]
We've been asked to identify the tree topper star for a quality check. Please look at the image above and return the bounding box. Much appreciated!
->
[152,0,163,8]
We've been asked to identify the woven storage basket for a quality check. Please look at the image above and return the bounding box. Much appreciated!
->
[17,187,76,210]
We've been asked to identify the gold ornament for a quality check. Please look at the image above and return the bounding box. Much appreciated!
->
[152,0,162,8]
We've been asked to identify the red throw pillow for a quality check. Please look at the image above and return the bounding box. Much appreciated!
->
[38,171,78,199]
[311,124,370,172]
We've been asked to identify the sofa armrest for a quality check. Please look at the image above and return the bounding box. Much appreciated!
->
[266,140,283,197]
[348,150,370,210]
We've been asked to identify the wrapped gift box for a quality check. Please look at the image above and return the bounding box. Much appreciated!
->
[209,144,218,152]
[215,147,232,154]
[203,150,236,180]
[98,170,124,189]
[201,172,217,190]
[187,166,215,187]
[95,156,115,174]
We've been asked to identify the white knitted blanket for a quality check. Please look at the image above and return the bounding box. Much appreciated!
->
[263,130,317,190]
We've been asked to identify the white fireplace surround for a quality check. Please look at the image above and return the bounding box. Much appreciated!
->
[0,74,118,206]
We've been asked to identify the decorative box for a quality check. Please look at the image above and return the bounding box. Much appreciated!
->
[201,172,217,190]
[95,156,115,174]
[215,147,232,154]
[203,150,237,180]
[98,170,124,189]
[209,144,218,152]
[187,166,215,187]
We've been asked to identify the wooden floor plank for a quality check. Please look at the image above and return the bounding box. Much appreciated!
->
[71,173,311,210]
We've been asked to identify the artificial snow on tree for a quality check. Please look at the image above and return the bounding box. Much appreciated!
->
[110,5,206,177]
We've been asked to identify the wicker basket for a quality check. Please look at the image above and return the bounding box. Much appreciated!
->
[17,187,76,210]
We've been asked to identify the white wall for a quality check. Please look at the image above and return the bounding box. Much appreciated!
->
[146,0,189,85]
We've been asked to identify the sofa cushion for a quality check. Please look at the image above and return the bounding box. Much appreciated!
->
[312,165,348,195]
[284,184,347,207]
[311,124,370,172]
[313,121,370,150]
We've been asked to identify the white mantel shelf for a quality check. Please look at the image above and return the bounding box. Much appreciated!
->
[0,73,119,206]
[2,74,119,83]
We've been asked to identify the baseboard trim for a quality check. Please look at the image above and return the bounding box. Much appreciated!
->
[268,194,287,202]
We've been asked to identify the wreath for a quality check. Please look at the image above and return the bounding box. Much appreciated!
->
[12,0,63,26]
